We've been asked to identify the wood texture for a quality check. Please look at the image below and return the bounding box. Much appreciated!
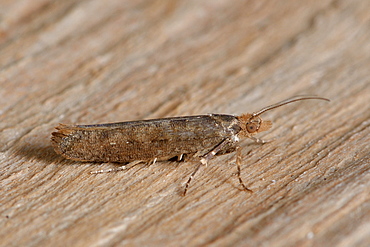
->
[1,0,369,246]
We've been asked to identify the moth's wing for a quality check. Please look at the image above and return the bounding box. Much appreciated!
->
[51,115,241,162]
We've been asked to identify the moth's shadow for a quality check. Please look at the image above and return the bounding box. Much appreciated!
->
[15,142,76,165]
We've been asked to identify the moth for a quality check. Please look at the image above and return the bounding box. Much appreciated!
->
[51,95,329,195]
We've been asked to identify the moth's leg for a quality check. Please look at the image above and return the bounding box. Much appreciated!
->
[90,165,127,174]
[201,138,232,164]
[90,160,142,174]
[150,158,158,165]
[183,163,202,196]
[177,154,184,162]
[183,139,231,196]
[236,146,253,192]
[249,136,274,144]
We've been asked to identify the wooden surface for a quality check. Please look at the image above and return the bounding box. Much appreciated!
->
[1,1,369,246]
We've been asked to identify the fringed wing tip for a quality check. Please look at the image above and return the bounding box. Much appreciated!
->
[54,123,74,130]
[51,123,75,154]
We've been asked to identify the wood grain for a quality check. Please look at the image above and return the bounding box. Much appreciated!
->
[1,0,369,246]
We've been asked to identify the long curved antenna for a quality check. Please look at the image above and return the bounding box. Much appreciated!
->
[252,95,330,117]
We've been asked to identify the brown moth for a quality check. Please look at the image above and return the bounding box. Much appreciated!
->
[51,95,329,195]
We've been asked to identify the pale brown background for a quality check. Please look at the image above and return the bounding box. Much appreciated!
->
[1,1,369,246]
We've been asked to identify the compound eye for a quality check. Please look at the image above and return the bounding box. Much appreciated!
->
[246,122,258,133]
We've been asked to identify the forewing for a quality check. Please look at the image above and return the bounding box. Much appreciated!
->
[51,114,240,162]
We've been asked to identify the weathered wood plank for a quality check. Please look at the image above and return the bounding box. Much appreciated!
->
[1,0,369,246]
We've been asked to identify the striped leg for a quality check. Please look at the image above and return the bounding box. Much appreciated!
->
[236,146,253,192]
[183,138,231,196]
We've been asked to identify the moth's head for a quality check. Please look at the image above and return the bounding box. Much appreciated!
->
[237,114,272,137]
[236,95,329,139]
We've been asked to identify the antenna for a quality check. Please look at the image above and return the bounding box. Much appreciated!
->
[252,95,330,117]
